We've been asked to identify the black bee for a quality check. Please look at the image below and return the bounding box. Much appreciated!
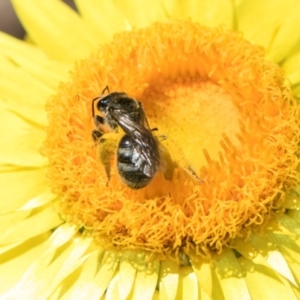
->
[92,87,160,189]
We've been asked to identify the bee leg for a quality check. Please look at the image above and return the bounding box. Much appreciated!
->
[92,115,105,143]
[156,134,167,142]
[94,115,105,127]
[97,133,119,186]
[92,130,102,142]
[101,146,111,185]
[185,166,204,184]
[98,138,112,185]
[151,128,168,141]
[159,137,204,183]
[158,142,176,181]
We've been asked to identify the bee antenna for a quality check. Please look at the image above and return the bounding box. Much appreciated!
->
[91,96,99,118]
[102,86,110,94]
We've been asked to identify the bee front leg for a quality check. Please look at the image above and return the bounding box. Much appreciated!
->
[92,114,106,143]
[92,130,102,142]
[94,115,105,127]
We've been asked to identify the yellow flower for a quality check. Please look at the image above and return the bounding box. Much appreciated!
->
[1,0,300,299]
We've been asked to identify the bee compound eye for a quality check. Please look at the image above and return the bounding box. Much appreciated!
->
[98,97,110,112]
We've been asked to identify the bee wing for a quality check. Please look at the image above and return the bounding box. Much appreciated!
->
[137,104,152,130]
[112,111,160,177]
[133,124,160,173]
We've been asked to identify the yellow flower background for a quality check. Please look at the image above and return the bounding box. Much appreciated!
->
[1,0,300,299]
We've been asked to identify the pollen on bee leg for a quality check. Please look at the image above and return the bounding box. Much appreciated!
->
[95,132,119,180]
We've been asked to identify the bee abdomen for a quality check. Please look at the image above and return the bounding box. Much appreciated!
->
[117,135,152,189]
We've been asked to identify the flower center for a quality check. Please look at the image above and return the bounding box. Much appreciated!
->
[43,21,300,258]
[142,81,240,172]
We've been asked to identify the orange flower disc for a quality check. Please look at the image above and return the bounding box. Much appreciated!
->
[43,21,300,257]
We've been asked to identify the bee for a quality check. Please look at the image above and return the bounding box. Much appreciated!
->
[92,87,160,189]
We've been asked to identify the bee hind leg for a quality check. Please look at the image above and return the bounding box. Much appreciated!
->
[185,165,204,184]
[97,133,119,186]
[99,144,111,186]
[159,136,204,183]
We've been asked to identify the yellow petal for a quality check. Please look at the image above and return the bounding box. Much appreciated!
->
[288,209,300,224]
[1,210,31,236]
[251,234,298,286]
[112,0,167,28]
[62,249,119,299]
[92,250,119,298]
[0,31,68,89]
[237,0,300,62]
[282,52,300,87]
[75,0,167,43]
[17,188,57,210]
[0,100,46,132]
[269,231,300,287]
[118,251,137,298]
[292,286,300,299]
[210,266,225,300]
[189,253,212,297]
[47,237,93,298]
[11,0,95,63]
[60,250,103,300]
[284,187,300,210]
[176,266,199,300]
[74,0,127,42]
[0,59,53,108]
[239,257,298,300]
[277,214,300,236]
[0,233,51,295]
[131,258,159,300]
[0,204,62,245]
[163,0,233,28]
[0,241,24,255]
[212,249,251,300]
[0,225,77,299]
[233,235,298,287]
[291,85,300,98]
[0,167,52,213]
[265,5,300,62]
[158,259,179,299]
[105,273,121,300]
[0,115,47,167]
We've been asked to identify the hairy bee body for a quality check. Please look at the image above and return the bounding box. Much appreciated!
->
[92,87,160,189]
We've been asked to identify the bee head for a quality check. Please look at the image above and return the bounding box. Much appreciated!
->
[95,92,143,130]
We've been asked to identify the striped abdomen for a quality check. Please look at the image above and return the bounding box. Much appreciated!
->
[117,135,155,189]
